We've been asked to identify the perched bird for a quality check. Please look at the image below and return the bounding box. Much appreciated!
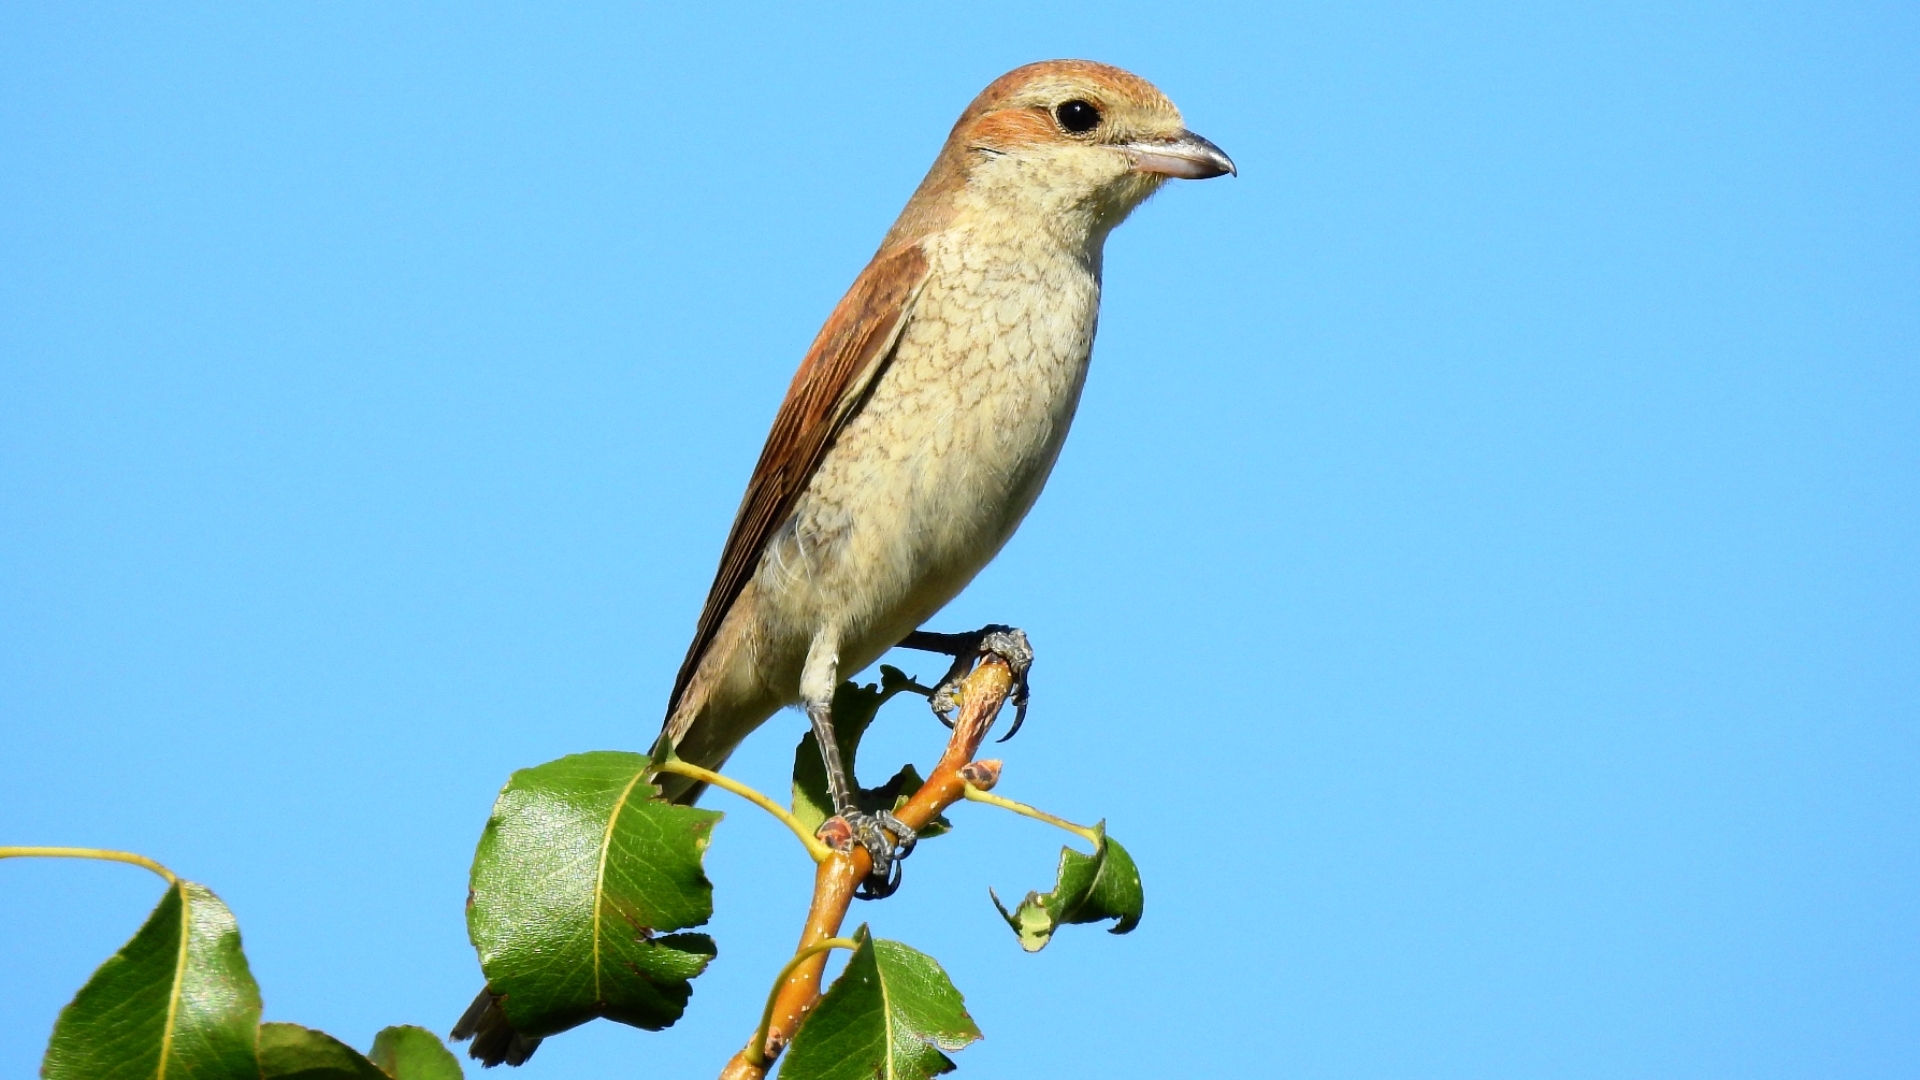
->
[455,58,1232,1067]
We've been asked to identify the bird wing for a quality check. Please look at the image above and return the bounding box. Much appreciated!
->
[666,241,932,717]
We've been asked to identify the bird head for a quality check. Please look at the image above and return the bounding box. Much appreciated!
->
[887,60,1235,253]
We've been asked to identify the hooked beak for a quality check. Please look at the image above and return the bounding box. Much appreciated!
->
[1124,129,1237,180]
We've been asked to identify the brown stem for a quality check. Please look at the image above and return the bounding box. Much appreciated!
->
[718,654,1015,1080]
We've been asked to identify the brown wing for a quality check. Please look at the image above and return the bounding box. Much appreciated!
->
[665,241,931,716]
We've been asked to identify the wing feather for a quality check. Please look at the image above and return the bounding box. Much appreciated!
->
[666,242,931,716]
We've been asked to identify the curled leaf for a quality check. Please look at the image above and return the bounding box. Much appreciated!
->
[990,825,1143,952]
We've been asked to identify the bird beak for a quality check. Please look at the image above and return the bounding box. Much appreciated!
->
[1123,129,1237,179]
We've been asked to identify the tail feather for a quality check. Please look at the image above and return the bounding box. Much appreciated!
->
[452,987,541,1068]
[657,685,758,806]
[652,762,716,805]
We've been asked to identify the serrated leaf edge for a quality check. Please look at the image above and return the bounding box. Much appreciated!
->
[872,940,980,1055]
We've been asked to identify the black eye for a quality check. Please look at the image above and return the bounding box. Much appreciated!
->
[1054,99,1101,134]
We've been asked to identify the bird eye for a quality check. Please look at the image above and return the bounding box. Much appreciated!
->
[1054,99,1102,134]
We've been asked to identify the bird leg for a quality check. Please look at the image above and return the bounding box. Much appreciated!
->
[802,638,916,899]
[898,624,1034,741]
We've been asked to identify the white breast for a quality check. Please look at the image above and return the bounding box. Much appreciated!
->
[764,226,1101,671]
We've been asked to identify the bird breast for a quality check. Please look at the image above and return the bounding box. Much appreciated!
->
[765,227,1102,659]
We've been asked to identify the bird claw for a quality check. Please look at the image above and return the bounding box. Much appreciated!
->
[820,810,918,900]
[925,625,1033,741]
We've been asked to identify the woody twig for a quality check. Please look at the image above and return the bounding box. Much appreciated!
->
[717,653,1015,1080]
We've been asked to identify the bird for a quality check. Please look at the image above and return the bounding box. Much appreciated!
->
[454,58,1232,1067]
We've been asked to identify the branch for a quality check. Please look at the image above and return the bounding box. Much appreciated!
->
[718,653,1016,1080]
[742,937,860,1069]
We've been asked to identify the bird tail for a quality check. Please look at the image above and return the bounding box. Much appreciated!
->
[652,673,763,804]
[451,988,541,1068]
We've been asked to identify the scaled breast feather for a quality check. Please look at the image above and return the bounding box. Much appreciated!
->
[667,242,932,716]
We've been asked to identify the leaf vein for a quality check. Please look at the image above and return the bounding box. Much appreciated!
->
[157,883,187,1080]
[592,767,650,1004]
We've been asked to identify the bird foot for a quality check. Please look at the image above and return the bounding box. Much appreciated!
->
[819,809,917,899]
[906,624,1034,741]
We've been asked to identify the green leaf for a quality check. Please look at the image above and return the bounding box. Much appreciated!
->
[259,1023,389,1080]
[792,667,947,837]
[467,751,722,1041]
[42,879,262,1080]
[780,926,980,1080]
[369,1025,464,1080]
[257,1024,464,1080]
[990,825,1144,952]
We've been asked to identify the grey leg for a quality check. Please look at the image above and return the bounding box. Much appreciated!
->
[803,695,855,821]
[802,633,916,898]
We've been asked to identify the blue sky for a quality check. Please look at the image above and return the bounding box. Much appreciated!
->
[3,3,1915,1077]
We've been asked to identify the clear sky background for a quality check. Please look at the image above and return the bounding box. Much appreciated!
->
[3,4,1915,1077]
